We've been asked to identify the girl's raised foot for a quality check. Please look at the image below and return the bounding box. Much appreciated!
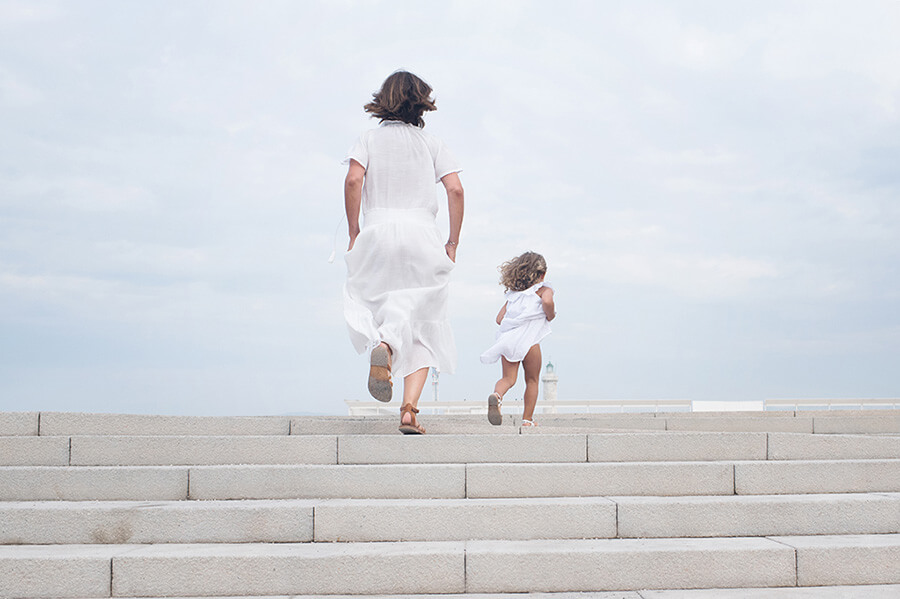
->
[487,393,502,426]
[368,343,392,402]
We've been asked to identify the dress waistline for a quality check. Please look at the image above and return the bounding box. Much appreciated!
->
[364,209,436,227]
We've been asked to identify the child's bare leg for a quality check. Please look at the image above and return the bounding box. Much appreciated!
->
[401,367,429,426]
[493,357,519,398]
[521,344,542,421]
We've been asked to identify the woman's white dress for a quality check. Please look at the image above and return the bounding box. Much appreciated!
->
[342,121,461,379]
[480,282,553,364]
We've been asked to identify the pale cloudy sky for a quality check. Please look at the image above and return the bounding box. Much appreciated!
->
[2,0,898,416]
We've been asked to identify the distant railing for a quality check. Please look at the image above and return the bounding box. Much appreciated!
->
[346,398,692,416]
[764,398,900,411]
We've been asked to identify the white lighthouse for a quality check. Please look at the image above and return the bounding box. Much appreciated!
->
[542,361,559,413]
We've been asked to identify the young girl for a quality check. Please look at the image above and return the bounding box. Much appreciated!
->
[480,251,556,426]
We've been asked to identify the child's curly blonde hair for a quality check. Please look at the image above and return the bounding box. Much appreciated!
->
[499,251,547,292]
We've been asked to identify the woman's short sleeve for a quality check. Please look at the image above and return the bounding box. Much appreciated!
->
[430,137,462,183]
[342,134,368,169]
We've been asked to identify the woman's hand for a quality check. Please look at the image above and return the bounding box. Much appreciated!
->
[445,242,457,262]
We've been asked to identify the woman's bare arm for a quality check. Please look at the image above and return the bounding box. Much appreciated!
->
[441,172,464,262]
[344,160,365,250]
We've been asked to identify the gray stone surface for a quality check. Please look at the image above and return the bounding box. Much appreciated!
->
[640,584,900,598]
[338,434,586,464]
[523,416,667,431]
[588,432,766,462]
[814,416,900,434]
[665,417,813,433]
[0,436,69,466]
[0,466,188,501]
[466,462,734,498]
[292,415,519,435]
[112,542,465,596]
[615,493,900,538]
[768,432,900,460]
[314,497,616,542]
[735,459,900,494]
[774,534,900,586]
[802,409,900,418]
[0,499,314,544]
[39,411,290,436]
[0,412,38,436]
[465,538,796,592]
[108,595,642,599]
[188,464,466,499]
[0,544,140,598]
[70,434,337,466]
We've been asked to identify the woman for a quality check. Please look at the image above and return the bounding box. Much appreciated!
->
[342,70,464,434]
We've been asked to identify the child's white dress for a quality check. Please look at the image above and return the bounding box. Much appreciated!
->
[480,282,553,364]
[342,121,461,379]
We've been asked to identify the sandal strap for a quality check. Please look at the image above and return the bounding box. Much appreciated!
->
[369,365,391,379]
[401,403,419,414]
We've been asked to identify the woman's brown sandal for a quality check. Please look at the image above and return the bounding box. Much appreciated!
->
[368,343,392,402]
[399,403,425,435]
[487,393,502,426]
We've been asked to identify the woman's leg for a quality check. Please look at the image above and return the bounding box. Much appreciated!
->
[521,344,542,421]
[493,357,519,397]
[400,367,429,426]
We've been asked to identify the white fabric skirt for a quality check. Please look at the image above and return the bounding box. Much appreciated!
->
[480,316,551,364]
[343,209,457,379]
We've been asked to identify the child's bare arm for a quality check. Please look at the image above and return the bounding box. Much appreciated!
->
[538,287,555,321]
[496,302,507,325]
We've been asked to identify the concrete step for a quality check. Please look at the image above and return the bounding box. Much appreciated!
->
[3,493,897,545]
[467,459,900,498]
[0,412,38,436]
[290,415,526,435]
[813,415,900,434]
[734,459,900,494]
[641,585,900,598]
[0,466,188,501]
[768,432,900,460]
[467,535,900,592]
[4,535,896,596]
[36,412,291,436]
[68,435,338,466]
[0,500,316,544]
[0,435,70,466]
[614,492,900,538]
[771,534,900,586]
[5,458,899,501]
[4,431,898,467]
[0,542,466,597]
[43,588,900,599]
[664,417,813,433]
[9,411,899,437]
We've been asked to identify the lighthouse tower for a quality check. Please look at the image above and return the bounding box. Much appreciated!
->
[542,361,559,413]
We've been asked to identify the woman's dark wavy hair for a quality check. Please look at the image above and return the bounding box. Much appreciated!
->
[364,70,437,127]
[499,251,548,292]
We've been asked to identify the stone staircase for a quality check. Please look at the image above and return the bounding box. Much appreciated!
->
[1,409,899,598]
